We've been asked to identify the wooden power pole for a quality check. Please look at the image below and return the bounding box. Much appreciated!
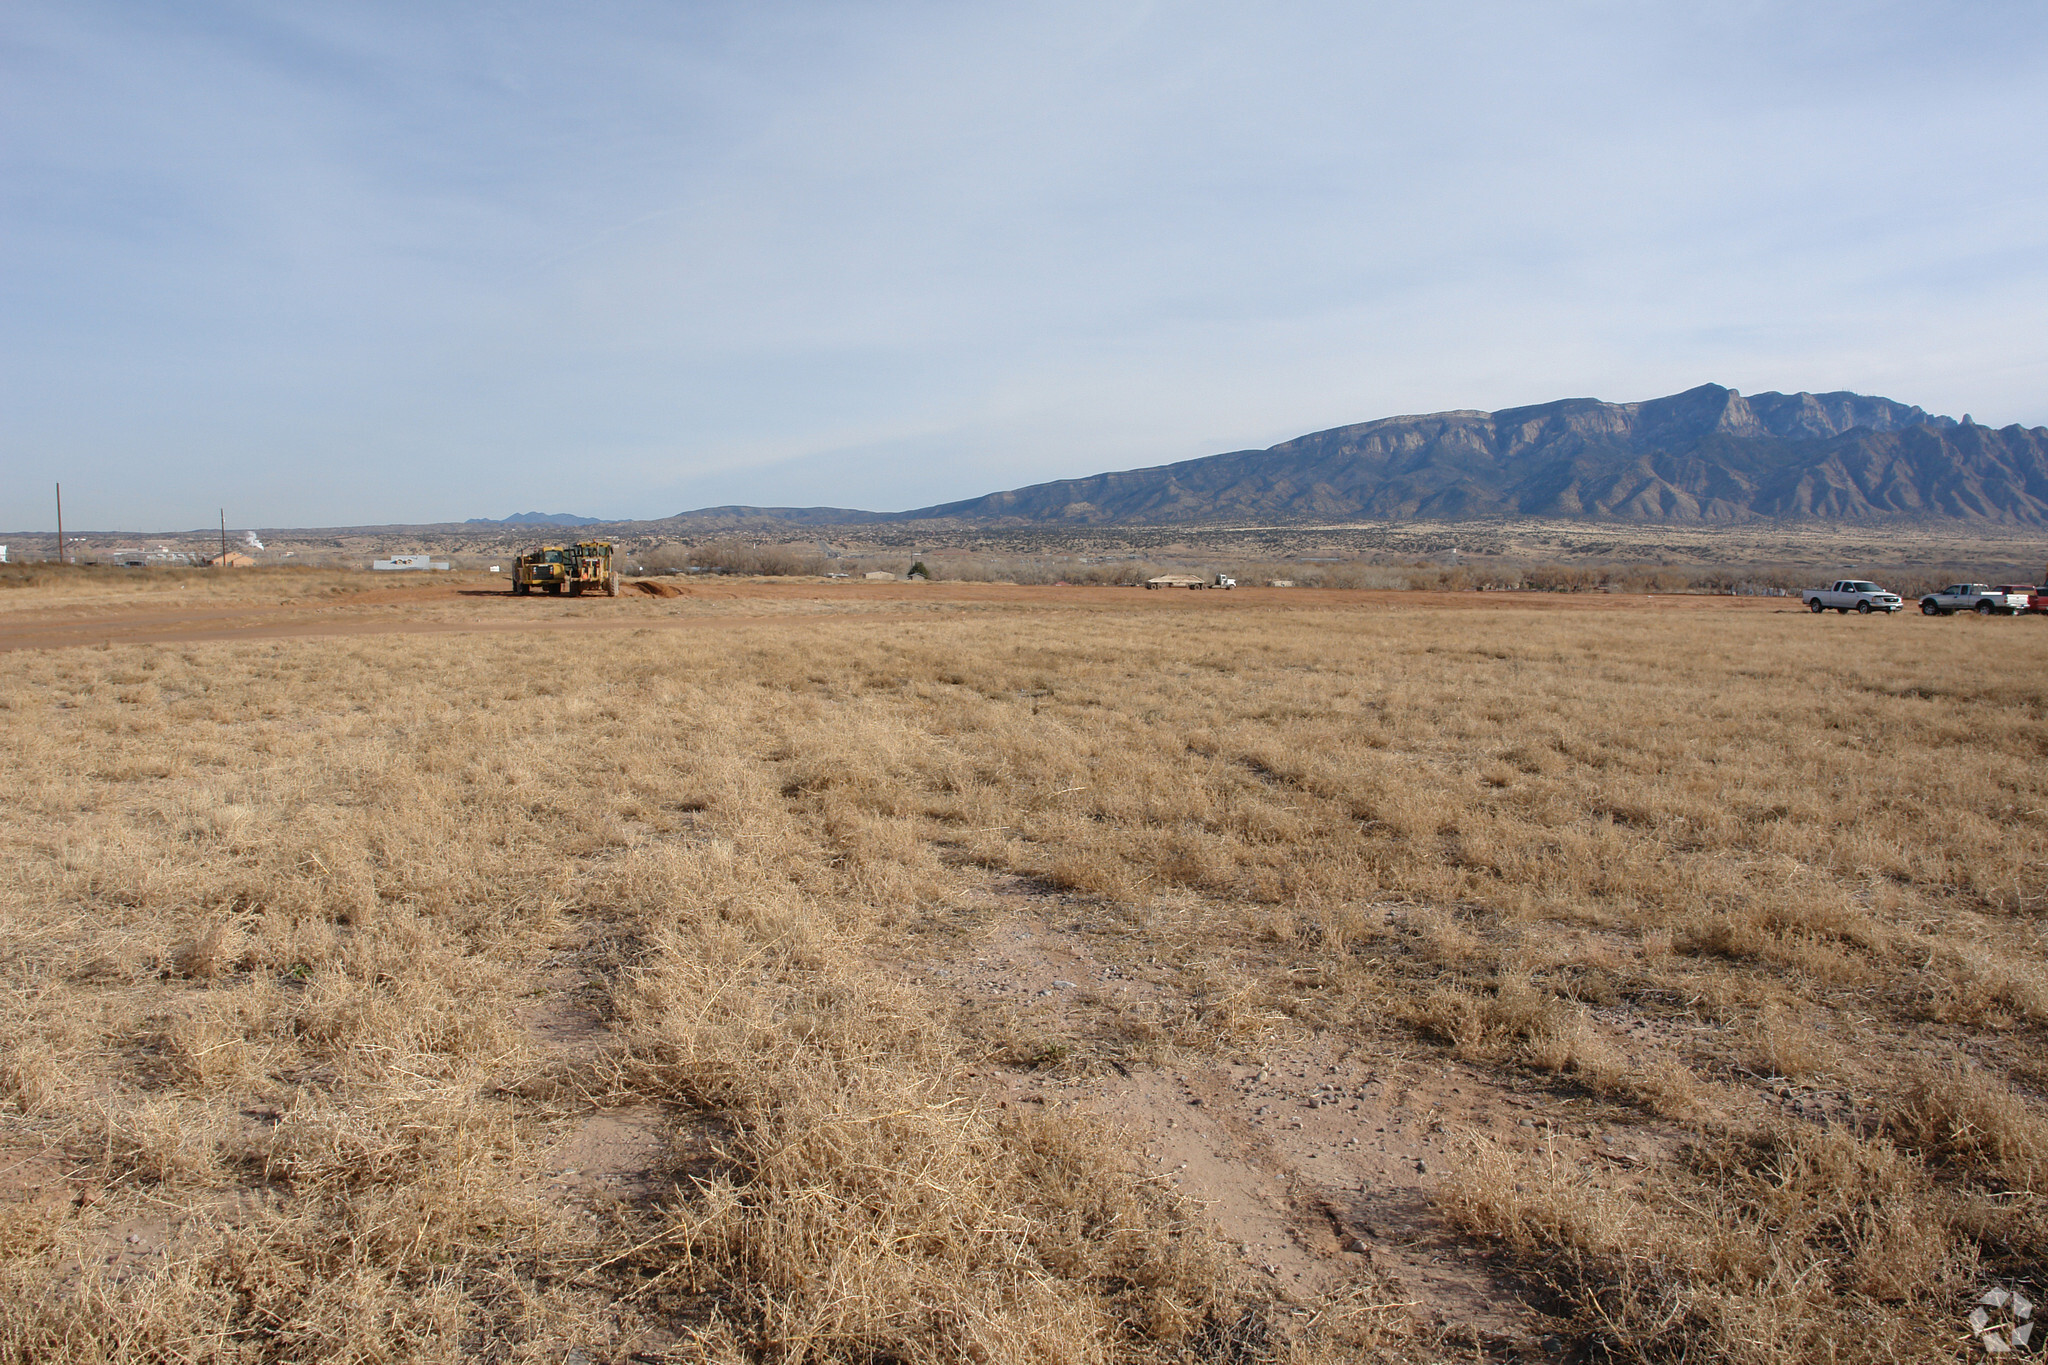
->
[220,509,228,564]
[55,483,64,565]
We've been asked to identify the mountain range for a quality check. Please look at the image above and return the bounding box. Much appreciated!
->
[653,384,2048,528]
[465,511,605,527]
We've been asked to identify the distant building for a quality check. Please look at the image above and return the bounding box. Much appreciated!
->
[205,551,257,568]
[864,570,896,581]
[373,554,451,571]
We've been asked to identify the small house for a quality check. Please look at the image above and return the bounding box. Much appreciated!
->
[205,551,257,568]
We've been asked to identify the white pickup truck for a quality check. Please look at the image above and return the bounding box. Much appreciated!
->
[1802,580,1904,614]
[1918,583,2028,616]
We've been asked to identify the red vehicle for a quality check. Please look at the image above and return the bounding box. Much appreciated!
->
[2009,568,2047,615]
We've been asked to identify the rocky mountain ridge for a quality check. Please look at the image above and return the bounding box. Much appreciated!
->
[887,384,2047,526]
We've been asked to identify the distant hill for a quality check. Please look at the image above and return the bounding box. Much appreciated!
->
[642,505,882,530]
[466,512,604,527]
[887,385,2048,527]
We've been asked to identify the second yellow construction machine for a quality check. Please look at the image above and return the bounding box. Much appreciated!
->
[511,541,619,596]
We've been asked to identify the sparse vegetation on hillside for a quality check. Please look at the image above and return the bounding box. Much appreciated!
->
[1,588,2045,1361]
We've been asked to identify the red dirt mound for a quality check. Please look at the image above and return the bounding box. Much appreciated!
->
[628,580,687,598]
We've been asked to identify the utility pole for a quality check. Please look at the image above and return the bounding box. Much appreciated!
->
[55,483,64,565]
[220,509,227,564]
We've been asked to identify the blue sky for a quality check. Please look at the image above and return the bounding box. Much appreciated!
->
[4,1,2045,529]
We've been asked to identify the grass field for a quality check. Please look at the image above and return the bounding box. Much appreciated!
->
[3,575,2046,1362]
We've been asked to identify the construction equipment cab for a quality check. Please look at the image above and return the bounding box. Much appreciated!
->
[512,541,618,596]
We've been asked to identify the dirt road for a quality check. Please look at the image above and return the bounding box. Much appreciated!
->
[0,576,1789,652]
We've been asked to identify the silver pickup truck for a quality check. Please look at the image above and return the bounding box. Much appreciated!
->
[1802,580,1904,614]
[1919,583,2029,616]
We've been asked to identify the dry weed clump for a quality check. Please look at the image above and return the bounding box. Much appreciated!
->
[620,978,1221,1360]
[0,590,2044,1360]
[1886,1063,2048,1194]
[578,844,1229,1361]
[1443,1123,1978,1360]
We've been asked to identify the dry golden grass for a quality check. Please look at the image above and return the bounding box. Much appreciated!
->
[1,590,2044,1361]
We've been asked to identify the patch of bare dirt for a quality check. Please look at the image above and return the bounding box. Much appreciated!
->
[886,898,1695,1349]
[4,1144,268,1297]
[542,1107,670,1211]
[0,1142,70,1221]
[519,926,619,1068]
[514,915,673,1220]
[508,886,1529,1341]
[58,1211,183,1292]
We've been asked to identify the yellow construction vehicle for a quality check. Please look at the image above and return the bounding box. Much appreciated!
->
[511,541,619,596]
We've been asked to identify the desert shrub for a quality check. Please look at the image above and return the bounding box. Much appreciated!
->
[641,539,828,576]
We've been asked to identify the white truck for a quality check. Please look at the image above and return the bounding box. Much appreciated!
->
[1918,583,2028,616]
[1802,580,1904,615]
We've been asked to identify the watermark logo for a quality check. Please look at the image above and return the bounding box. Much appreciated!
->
[1970,1287,2034,1354]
